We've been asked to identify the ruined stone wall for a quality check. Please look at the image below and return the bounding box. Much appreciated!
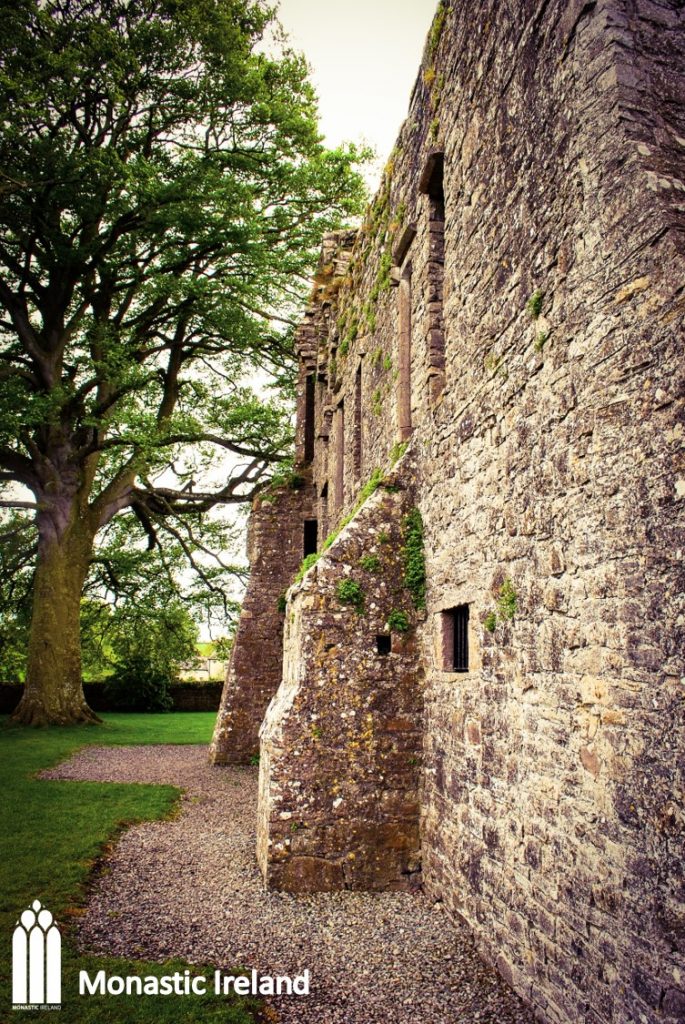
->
[227,0,685,1021]
[210,480,313,764]
[258,466,424,892]
[413,4,685,1023]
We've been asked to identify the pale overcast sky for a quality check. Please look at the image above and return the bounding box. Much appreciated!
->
[275,0,439,188]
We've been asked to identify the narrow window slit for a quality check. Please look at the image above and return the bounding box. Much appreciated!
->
[304,373,315,462]
[334,400,344,512]
[303,519,318,557]
[442,605,469,672]
[376,635,392,656]
[419,152,446,402]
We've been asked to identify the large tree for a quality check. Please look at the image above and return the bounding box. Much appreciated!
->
[0,0,367,724]
[0,507,246,683]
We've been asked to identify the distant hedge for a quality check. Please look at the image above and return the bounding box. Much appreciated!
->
[0,681,222,714]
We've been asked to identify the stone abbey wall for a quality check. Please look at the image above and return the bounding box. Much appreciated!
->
[210,479,313,764]
[213,2,685,1022]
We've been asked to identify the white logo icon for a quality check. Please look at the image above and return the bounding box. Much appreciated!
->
[12,900,61,1008]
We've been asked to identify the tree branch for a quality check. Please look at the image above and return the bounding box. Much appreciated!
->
[0,448,39,490]
[0,499,38,509]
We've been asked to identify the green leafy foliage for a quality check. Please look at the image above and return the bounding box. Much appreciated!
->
[497,578,518,621]
[336,579,365,614]
[294,551,321,583]
[526,290,544,319]
[85,507,242,664]
[105,655,174,713]
[0,0,368,720]
[387,609,409,633]
[484,611,498,633]
[0,513,35,681]
[403,508,426,609]
[213,635,234,660]
[265,465,306,494]
[360,554,380,572]
[103,601,198,711]
[483,580,517,637]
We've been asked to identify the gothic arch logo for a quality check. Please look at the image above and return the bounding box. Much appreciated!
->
[12,900,61,1009]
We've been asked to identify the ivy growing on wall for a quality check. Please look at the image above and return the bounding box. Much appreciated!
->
[403,508,426,610]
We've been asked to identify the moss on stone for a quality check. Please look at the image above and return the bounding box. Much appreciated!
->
[388,608,410,633]
[390,441,408,466]
[484,611,497,633]
[372,388,383,416]
[294,552,320,583]
[336,579,365,614]
[526,289,544,319]
[428,0,448,57]
[534,329,549,352]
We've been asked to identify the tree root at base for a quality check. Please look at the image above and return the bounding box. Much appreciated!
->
[10,698,103,727]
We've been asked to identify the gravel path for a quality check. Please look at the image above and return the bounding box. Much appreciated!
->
[42,745,536,1024]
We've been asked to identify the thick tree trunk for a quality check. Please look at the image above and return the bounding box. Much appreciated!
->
[12,520,100,726]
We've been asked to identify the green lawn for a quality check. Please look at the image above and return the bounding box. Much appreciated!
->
[0,713,258,1023]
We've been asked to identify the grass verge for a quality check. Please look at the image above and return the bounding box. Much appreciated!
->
[0,713,258,1023]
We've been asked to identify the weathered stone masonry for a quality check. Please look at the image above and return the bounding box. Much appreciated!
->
[210,477,314,764]
[212,2,685,1022]
[258,470,425,893]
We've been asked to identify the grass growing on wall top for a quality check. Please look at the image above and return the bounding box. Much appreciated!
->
[428,0,449,57]
[291,468,387,585]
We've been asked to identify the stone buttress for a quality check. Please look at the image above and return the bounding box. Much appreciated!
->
[257,455,424,892]
[209,476,314,765]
